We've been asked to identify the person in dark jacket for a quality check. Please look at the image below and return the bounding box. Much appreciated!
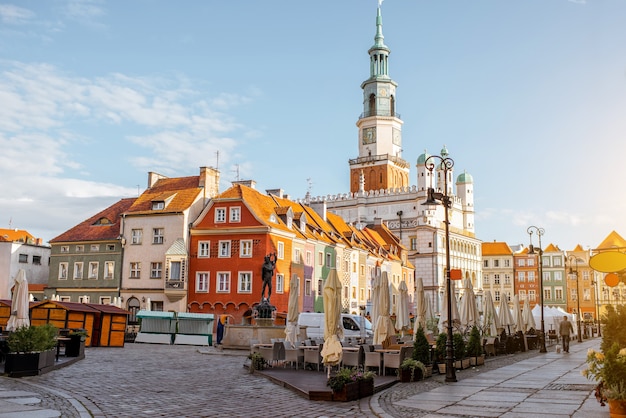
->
[559,315,574,353]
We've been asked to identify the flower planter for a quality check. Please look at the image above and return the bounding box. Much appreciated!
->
[437,363,446,374]
[470,355,485,366]
[399,367,424,382]
[333,381,360,402]
[462,358,471,369]
[609,399,626,418]
[4,349,56,377]
[359,379,374,397]
[64,335,85,358]
[423,364,433,378]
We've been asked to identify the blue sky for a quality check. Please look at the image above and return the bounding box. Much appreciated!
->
[1,0,625,252]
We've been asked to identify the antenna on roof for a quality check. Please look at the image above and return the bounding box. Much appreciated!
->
[307,178,313,194]
[232,164,240,181]
[215,150,220,171]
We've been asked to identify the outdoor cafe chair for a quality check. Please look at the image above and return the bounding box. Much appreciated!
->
[303,343,323,371]
[283,342,304,369]
[340,345,364,369]
[364,349,382,374]
[383,345,412,376]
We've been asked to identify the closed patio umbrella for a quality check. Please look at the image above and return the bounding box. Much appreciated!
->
[284,276,300,348]
[6,269,30,331]
[395,281,410,337]
[413,276,427,337]
[321,269,343,377]
[438,283,460,334]
[512,294,524,333]
[373,271,395,345]
[522,297,536,331]
[459,278,478,331]
[482,290,499,337]
[499,292,515,335]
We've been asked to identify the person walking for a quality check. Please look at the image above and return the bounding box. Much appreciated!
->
[559,315,574,353]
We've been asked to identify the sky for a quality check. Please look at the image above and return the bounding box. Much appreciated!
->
[1,0,626,252]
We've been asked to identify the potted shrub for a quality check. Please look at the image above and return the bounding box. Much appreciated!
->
[413,325,433,377]
[65,329,88,358]
[398,358,426,382]
[247,351,267,372]
[328,367,360,401]
[467,326,485,366]
[583,305,626,415]
[353,369,375,398]
[435,332,448,374]
[4,324,57,377]
[453,332,468,369]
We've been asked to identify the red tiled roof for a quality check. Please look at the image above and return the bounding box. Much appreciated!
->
[126,176,201,215]
[482,241,513,255]
[50,198,136,243]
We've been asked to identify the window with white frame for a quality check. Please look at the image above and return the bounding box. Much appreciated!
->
[583,270,590,280]
[59,262,68,280]
[219,241,231,257]
[518,271,525,281]
[306,251,312,265]
[553,257,562,267]
[60,296,71,302]
[104,261,114,279]
[151,262,162,279]
[196,272,209,292]
[215,208,226,223]
[107,244,115,251]
[544,288,551,300]
[305,279,312,296]
[152,228,164,244]
[99,296,111,305]
[318,251,323,265]
[238,272,252,293]
[88,262,98,279]
[78,295,90,303]
[518,259,526,267]
[294,248,301,263]
[554,271,562,281]
[519,290,526,300]
[494,290,500,302]
[170,261,181,280]
[543,271,550,282]
[131,229,142,245]
[90,244,100,252]
[483,275,489,285]
[504,274,511,285]
[528,258,534,266]
[61,246,69,253]
[73,262,83,280]
[277,241,284,259]
[326,253,332,267]
[152,201,164,210]
[217,272,230,292]
[494,260,499,267]
[130,262,141,278]
[570,288,577,300]
[528,271,535,282]
[317,279,323,296]
[276,273,284,293]
[229,207,241,222]
[483,260,489,268]
[583,288,591,301]
[555,287,563,300]
[494,274,500,285]
[410,237,417,250]
[504,259,510,267]
[529,290,536,301]
[198,241,210,258]
[240,240,252,258]
[76,245,84,252]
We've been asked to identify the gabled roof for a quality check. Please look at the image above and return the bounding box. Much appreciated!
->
[481,241,513,255]
[126,176,201,215]
[595,231,626,250]
[50,198,136,243]
[570,244,585,252]
[544,243,560,252]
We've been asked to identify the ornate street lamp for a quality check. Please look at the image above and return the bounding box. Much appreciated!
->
[527,226,547,353]
[592,274,602,337]
[422,153,456,382]
[567,255,583,343]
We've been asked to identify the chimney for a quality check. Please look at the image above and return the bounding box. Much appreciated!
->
[147,172,167,188]
[310,199,327,222]
[266,188,284,198]
[199,166,220,197]
[232,180,256,189]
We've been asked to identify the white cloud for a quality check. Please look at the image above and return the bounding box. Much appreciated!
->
[0,4,35,24]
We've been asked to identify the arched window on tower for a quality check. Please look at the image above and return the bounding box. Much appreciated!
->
[390,95,395,116]
[369,94,376,117]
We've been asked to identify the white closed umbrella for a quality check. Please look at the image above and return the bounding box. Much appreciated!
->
[512,294,524,333]
[438,284,460,334]
[284,276,300,348]
[413,276,427,336]
[499,292,515,335]
[374,271,395,345]
[370,272,381,334]
[482,290,499,337]
[459,278,479,330]
[321,269,343,377]
[522,297,536,331]
[6,269,30,331]
[395,281,410,337]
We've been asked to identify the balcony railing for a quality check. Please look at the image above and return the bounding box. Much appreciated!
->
[359,110,401,119]
[349,154,410,169]
[165,280,186,290]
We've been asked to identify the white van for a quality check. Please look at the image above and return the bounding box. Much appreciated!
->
[297,312,373,341]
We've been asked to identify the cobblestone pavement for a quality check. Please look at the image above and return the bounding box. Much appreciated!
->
[1,339,603,418]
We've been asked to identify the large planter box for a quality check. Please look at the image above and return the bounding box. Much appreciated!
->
[462,358,471,369]
[64,335,86,358]
[470,355,485,366]
[359,379,374,397]
[4,349,56,377]
[399,367,424,382]
[333,381,360,402]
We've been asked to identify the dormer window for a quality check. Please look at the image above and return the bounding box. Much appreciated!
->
[152,201,165,210]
